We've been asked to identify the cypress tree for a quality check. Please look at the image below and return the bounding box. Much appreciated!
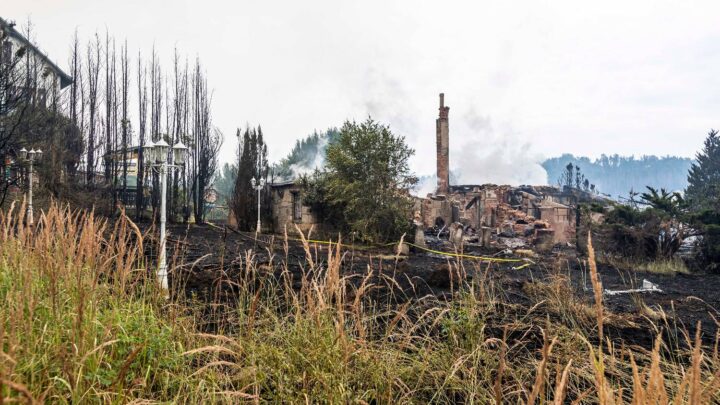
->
[686,129,720,271]
[686,129,720,211]
[231,126,269,231]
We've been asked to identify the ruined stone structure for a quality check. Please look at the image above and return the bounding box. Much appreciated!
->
[262,92,603,250]
[436,93,450,195]
[417,182,579,248]
[415,93,592,249]
[269,181,321,234]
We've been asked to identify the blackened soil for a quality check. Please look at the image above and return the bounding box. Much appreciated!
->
[573,262,720,347]
[148,223,720,349]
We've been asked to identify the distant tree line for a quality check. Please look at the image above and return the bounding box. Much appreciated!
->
[542,154,693,199]
[590,129,720,273]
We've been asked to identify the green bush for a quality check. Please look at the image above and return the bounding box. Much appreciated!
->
[303,117,417,243]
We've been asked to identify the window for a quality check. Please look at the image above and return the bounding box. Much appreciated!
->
[556,208,569,223]
[37,88,47,107]
[2,41,11,65]
[292,192,302,221]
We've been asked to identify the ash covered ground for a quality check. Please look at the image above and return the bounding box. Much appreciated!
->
[152,223,720,348]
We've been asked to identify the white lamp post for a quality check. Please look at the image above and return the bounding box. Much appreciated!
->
[251,176,266,234]
[18,147,42,226]
[146,137,187,289]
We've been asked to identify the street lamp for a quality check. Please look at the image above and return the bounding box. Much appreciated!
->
[251,176,266,234]
[17,146,42,226]
[146,137,188,289]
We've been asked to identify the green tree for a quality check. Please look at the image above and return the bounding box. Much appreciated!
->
[308,117,417,243]
[686,129,720,271]
[686,129,720,210]
[230,126,269,231]
[599,199,683,261]
[640,186,683,216]
[214,162,237,206]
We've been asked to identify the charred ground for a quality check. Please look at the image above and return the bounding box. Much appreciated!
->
[155,223,720,349]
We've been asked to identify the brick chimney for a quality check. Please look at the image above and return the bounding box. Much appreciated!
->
[436,93,450,195]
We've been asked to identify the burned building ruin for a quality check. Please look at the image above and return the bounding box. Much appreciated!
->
[415,93,597,250]
[266,92,603,248]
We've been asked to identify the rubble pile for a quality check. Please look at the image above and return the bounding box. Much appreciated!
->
[414,183,588,253]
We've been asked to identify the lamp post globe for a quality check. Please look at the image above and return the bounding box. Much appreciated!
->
[154,139,169,164]
[144,140,156,163]
[172,141,188,166]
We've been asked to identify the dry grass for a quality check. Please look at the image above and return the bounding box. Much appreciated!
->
[0,204,718,403]
[637,258,690,275]
[603,255,690,275]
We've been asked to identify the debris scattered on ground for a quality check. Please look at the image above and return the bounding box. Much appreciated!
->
[604,279,662,296]
[501,237,527,249]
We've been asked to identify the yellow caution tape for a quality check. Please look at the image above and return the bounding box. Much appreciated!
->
[302,239,527,264]
[400,242,527,263]
[210,223,530,265]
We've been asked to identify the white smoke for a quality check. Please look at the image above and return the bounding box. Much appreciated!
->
[411,175,437,197]
[283,134,330,179]
[451,109,548,186]
[355,70,549,187]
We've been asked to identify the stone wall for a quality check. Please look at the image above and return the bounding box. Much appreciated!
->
[270,184,321,234]
[539,204,575,244]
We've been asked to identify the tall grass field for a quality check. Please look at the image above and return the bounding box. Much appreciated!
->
[0,203,718,403]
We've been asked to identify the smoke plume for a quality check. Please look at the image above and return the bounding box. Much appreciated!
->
[451,109,548,186]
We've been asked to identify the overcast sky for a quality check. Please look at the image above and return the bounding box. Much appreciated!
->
[7,0,720,184]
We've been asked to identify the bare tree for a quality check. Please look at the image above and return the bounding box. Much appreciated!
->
[67,33,84,181]
[136,51,148,219]
[85,33,101,185]
[70,29,79,132]
[149,46,162,214]
[104,30,112,183]
[191,60,220,223]
[111,38,119,203]
[0,21,32,204]
[120,39,129,205]
[171,48,183,220]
